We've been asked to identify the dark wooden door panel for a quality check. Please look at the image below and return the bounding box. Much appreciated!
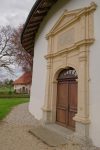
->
[57,82,68,107]
[68,81,77,112]
[56,109,67,125]
[68,81,77,128]
[56,78,77,130]
[68,112,75,129]
[56,82,68,126]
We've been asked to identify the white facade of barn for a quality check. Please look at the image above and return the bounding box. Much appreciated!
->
[14,84,31,94]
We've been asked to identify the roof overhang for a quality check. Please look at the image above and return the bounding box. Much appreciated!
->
[21,0,58,56]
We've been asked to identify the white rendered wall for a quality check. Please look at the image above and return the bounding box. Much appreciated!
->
[29,0,100,147]
[14,84,31,93]
[89,1,100,147]
[14,84,24,91]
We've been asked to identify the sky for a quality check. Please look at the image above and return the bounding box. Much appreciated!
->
[0,0,36,27]
[0,0,36,81]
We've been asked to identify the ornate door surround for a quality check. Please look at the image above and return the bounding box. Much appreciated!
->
[42,2,97,138]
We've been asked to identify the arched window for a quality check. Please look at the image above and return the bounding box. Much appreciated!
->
[58,67,77,81]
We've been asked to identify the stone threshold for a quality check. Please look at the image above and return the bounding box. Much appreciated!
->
[44,123,74,140]
[29,123,100,150]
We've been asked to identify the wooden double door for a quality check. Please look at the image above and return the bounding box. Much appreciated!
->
[56,79,77,130]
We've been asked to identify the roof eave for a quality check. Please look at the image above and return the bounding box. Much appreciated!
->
[21,0,58,56]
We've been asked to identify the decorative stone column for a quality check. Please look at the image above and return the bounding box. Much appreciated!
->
[42,35,54,123]
[42,57,53,123]
[74,45,90,139]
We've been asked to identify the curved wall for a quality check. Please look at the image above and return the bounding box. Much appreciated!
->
[29,0,100,147]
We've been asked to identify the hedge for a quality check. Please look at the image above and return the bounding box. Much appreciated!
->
[0,93,30,98]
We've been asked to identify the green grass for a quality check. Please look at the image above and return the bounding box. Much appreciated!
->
[0,86,14,93]
[0,98,29,120]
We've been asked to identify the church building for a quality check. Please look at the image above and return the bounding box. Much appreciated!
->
[21,0,100,148]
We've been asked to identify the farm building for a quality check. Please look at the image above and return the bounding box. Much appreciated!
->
[21,0,100,148]
[13,72,32,94]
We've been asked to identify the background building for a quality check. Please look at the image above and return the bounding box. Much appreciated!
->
[13,72,32,94]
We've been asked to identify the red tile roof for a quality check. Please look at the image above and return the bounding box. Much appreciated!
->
[13,72,32,85]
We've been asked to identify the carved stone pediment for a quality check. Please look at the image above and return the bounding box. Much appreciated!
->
[51,11,76,32]
[45,2,97,58]
[46,2,97,38]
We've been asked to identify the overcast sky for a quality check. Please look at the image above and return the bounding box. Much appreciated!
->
[0,0,36,80]
[0,0,36,27]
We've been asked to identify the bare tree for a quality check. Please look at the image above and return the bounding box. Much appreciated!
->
[0,25,33,75]
[0,25,14,74]
[11,25,33,72]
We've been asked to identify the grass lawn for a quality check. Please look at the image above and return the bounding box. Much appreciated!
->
[0,86,14,93]
[0,98,29,120]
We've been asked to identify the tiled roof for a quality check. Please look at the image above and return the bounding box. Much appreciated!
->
[13,72,32,85]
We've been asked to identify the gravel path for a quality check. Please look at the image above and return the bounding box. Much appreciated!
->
[0,103,97,150]
[0,103,55,150]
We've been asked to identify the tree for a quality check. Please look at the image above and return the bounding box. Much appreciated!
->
[9,79,13,86]
[0,25,33,75]
[3,78,10,86]
[11,25,33,72]
[0,25,14,74]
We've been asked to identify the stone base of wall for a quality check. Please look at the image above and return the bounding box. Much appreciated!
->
[62,136,97,150]
[53,142,97,150]
[46,138,98,150]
